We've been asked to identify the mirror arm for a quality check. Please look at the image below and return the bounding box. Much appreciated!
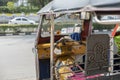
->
[93,12,120,24]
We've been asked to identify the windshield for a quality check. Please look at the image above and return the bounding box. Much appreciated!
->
[41,13,82,37]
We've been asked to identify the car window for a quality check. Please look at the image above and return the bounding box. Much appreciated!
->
[16,18,21,21]
[22,18,28,21]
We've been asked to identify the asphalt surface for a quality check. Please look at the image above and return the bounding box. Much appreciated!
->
[0,35,36,80]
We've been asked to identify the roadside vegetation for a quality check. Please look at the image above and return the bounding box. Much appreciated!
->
[93,23,115,30]
[0,0,52,25]
[0,0,52,14]
[0,23,115,34]
[0,24,38,34]
[0,0,115,34]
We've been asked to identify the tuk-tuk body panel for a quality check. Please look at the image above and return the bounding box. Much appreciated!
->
[35,0,120,80]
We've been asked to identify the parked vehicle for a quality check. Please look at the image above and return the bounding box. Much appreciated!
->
[8,17,36,24]
[34,0,120,80]
[0,16,10,24]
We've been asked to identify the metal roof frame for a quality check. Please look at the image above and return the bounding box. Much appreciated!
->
[37,0,120,14]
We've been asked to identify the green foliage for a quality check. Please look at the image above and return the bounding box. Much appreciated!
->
[0,0,4,6]
[0,6,10,13]
[7,1,15,13]
[28,0,52,8]
[15,6,29,13]
[42,22,115,32]
[0,6,39,13]
[0,0,17,6]
[0,0,52,13]
[0,24,37,28]
[0,24,38,33]
[114,35,120,54]
[93,23,115,30]
[0,0,7,6]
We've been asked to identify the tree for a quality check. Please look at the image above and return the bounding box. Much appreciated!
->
[38,0,52,8]
[0,0,17,6]
[7,1,15,13]
[28,0,52,9]
[0,0,7,6]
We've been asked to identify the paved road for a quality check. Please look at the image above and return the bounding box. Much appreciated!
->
[0,35,36,80]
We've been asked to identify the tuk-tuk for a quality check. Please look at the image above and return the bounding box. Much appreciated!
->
[34,0,120,80]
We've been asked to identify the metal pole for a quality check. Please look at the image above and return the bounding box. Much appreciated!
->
[34,48,40,80]
[110,37,114,73]
[50,12,54,80]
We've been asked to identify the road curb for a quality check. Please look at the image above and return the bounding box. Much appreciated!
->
[93,29,113,32]
[0,29,113,36]
[0,32,36,36]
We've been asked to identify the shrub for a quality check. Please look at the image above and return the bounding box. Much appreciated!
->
[0,6,10,13]
[93,23,115,30]
[0,24,38,33]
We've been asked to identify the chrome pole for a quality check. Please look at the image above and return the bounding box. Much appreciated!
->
[110,37,114,73]
[50,12,54,80]
[93,12,120,24]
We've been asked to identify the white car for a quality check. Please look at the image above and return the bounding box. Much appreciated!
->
[8,17,36,24]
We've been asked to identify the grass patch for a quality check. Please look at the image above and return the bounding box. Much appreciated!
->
[0,24,38,33]
[0,13,37,16]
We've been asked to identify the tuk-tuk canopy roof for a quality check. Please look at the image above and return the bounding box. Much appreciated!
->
[38,0,120,14]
